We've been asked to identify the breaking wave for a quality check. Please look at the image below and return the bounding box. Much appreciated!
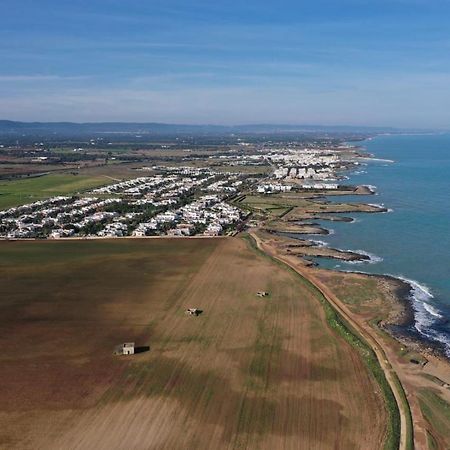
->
[309,239,329,247]
[334,248,383,265]
[362,184,377,193]
[368,202,385,208]
[391,276,450,356]
[367,202,393,213]
[423,303,444,319]
[354,250,384,264]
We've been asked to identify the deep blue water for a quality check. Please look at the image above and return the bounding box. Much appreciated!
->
[308,133,450,354]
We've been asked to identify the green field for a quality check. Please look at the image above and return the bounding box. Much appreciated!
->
[234,194,302,217]
[418,388,450,449]
[0,173,111,209]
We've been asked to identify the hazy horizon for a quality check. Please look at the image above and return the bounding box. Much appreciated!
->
[2,1,450,128]
[1,118,442,132]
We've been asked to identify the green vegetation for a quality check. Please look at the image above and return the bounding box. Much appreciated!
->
[239,194,311,208]
[234,194,296,218]
[391,374,414,450]
[0,173,111,209]
[418,388,450,445]
[426,430,438,450]
[79,221,106,236]
[331,277,380,306]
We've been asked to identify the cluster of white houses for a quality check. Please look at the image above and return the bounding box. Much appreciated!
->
[133,195,242,237]
[0,146,356,239]
[91,174,212,207]
[253,146,354,193]
[0,169,245,239]
[1,197,121,238]
[268,149,340,181]
[299,183,339,190]
[256,184,293,194]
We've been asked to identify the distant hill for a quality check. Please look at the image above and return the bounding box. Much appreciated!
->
[0,120,398,138]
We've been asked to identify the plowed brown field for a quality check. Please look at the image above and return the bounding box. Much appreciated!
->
[0,238,387,449]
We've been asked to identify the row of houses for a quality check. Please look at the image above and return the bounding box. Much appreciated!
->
[91,172,220,208]
[133,195,242,237]
[91,176,169,195]
[299,183,339,190]
[1,166,249,239]
[273,166,334,180]
[257,184,292,194]
[0,196,72,220]
[206,179,243,193]
[1,197,121,239]
[269,148,341,182]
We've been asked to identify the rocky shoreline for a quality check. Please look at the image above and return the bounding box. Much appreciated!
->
[276,226,449,361]
[284,242,372,262]
[379,274,450,359]
[297,230,450,360]
[258,172,448,361]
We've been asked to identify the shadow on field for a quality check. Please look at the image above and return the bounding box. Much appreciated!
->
[134,346,150,354]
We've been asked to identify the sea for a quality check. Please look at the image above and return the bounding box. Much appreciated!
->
[306,133,450,356]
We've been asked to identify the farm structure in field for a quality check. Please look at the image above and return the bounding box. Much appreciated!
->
[114,342,135,355]
[185,308,202,316]
[256,291,269,297]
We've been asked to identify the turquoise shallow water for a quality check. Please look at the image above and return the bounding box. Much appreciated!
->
[307,133,450,355]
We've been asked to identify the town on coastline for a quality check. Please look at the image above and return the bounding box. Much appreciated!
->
[0,142,374,241]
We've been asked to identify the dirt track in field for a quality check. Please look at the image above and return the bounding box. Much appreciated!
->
[0,238,387,449]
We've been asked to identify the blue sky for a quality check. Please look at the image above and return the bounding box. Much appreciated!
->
[1,0,450,127]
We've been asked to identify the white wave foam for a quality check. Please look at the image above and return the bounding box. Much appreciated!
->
[390,275,450,355]
[355,250,383,264]
[357,156,394,163]
[344,249,383,265]
[369,158,394,163]
[309,239,329,247]
[333,270,450,356]
[396,275,433,298]
[423,303,444,319]
[413,322,450,357]
[367,203,394,213]
[333,248,383,265]
[362,184,377,193]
